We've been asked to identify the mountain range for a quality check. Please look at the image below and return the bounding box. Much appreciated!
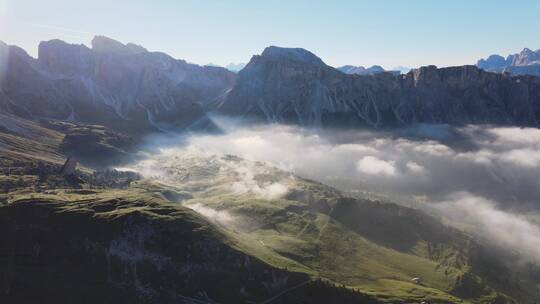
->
[225,62,247,72]
[0,36,236,135]
[477,47,540,76]
[338,65,400,75]
[221,46,540,128]
[3,37,540,135]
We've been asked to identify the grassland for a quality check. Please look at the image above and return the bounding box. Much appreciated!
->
[125,152,536,303]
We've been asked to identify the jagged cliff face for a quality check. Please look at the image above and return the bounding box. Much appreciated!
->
[0,37,236,134]
[3,40,540,133]
[221,46,540,127]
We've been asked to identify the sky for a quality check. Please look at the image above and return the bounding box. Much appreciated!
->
[0,0,539,69]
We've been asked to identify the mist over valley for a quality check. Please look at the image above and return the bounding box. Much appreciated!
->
[2,7,540,302]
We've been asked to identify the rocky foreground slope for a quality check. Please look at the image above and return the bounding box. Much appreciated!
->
[0,36,236,134]
[220,46,540,128]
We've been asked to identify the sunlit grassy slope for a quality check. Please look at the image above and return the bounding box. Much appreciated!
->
[128,152,539,303]
[0,113,65,165]
[1,190,337,303]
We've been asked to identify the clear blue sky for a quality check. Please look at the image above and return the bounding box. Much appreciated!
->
[1,0,539,69]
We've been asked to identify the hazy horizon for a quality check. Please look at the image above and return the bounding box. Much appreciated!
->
[1,0,539,70]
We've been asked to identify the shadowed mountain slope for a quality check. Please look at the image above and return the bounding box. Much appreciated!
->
[0,37,236,135]
[220,46,540,128]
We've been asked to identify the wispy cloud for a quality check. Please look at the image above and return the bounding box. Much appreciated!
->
[433,193,540,264]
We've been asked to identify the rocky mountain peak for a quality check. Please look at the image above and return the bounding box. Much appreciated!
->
[477,54,508,71]
[369,65,384,71]
[38,39,93,75]
[477,47,540,76]
[259,46,325,66]
[222,45,540,128]
[1,38,236,134]
[0,41,32,61]
[225,62,246,72]
[91,35,148,55]
[338,64,387,75]
[512,47,540,66]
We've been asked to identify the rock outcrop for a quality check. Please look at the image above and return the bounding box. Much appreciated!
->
[0,37,236,134]
[476,54,511,71]
[220,46,540,128]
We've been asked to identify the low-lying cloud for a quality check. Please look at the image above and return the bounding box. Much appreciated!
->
[230,164,289,199]
[160,123,540,207]
[433,193,540,263]
[186,203,237,228]
[132,120,540,264]
[357,156,396,176]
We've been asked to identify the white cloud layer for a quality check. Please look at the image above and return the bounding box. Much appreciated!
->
[230,165,289,199]
[133,121,540,264]
[186,203,236,227]
[357,156,396,176]
[434,193,540,263]
[152,123,540,207]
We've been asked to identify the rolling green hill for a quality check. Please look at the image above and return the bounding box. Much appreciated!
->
[126,152,539,303]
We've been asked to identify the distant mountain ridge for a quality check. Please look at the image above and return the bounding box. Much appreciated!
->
[3,38,540,134]
[220,45,540,128]
[205,62,246,72]
[477,47,540,76]
[225,62,246,72]
[0,36,236,134]
[338,65,400,75]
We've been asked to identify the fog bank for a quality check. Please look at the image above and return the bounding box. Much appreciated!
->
[131,121,540,264]
[434,193,540,263]
[154,123,540,208]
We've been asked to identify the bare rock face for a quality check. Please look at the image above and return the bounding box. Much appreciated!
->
[0,37,236,134]
[221,46,540,128]
[510,48,540,66]
[477,54,511,72]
